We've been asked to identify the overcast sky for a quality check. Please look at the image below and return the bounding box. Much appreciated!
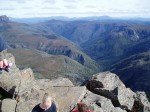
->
[0,0,150,18]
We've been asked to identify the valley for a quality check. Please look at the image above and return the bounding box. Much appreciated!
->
[0,15,150,94]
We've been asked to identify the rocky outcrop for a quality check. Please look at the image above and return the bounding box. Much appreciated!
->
[82,90,126,112]
[0,54,86,112]
[87,72,150,111]
[0,54,150,112]
[16,77,86,112]
[0,54,21,94]
[134,92,150,112]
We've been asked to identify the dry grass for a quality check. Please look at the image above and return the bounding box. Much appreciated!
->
[9,49,96,81]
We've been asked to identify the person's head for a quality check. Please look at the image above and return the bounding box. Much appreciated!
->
[77,102,89,112]
[41,93,52,109]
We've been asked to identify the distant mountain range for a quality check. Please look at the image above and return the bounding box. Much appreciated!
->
[1,15,150,94]
[10,16,150,24]
[33,19,150,93]
[0,15,99,83]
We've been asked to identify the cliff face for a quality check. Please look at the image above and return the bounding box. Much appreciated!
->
[0,54,150,112]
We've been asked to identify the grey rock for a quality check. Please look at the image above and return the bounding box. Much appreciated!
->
[20,68,35,83]
[1,99,17,112]
[1,54,150,112]
[16,86,86,112]
[91,71,125,91]
[87,71,135,110]
[0,54,82,112]
[15,68,86,112]
[82,90,126,112]
[135,92,150,112]
[0,54,21,94]
[116,87,135,110]
[36,77,74,87]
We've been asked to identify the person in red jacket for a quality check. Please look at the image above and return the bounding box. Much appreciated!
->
[72,102,92,112]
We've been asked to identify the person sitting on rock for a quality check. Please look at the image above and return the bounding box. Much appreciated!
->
[72,102,92,112]
[32,93,57,112]
[0,36,10,74]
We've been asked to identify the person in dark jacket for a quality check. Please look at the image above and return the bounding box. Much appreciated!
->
[0,36,9,74]
[32,93,57,112]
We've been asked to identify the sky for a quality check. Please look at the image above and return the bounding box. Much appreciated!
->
[0,0,150,18]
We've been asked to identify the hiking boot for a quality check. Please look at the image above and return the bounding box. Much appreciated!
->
[4,66,9,72]
[3,63,12,72]
[0,68,2,74]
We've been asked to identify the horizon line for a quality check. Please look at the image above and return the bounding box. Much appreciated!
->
[6,15,150,19]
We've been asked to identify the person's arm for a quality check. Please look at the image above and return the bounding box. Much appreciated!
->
[52,102,57,112]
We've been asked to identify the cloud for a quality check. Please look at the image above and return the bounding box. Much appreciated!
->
[85,5,96,9]
[2,0,26,3]
[0,8,15,11]
[105,9,150,15]
[0,0,150,18]
[63,0,79,3]
[65,5,77,9]
[22,11,97,16]
[20,7,33,9]
[44,0,56,4]
[41,7,60,10]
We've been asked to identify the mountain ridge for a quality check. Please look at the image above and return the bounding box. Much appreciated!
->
[10,16,150,24]
[0,16,100,85]
[0,16,99,72]
[33,19,150,94]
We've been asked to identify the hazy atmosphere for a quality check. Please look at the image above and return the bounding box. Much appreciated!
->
[0,0,150,18]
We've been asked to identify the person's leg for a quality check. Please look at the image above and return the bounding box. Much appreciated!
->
[0,61,3,73]
[3,60,9,72]
[3,59,8,67]
[0,52,4,74]
[3,49,9,72]
[0,61,3,68]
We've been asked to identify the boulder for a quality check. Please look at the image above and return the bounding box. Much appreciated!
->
[82,90,126,112]
[132,92,150,112]
[117,87,135,110]
[20,68,35,83]
[87,72,135,110]
[0,54,21,94]
[1,99,17,112]
[90,71,125,91]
